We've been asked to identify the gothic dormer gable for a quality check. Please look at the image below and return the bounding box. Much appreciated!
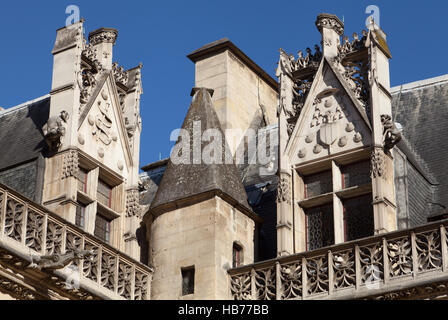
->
[77,72,133,174]
[286,58,373,164]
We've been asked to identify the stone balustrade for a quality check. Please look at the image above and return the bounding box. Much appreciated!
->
[0,184,152,300]
[229,219,448,300]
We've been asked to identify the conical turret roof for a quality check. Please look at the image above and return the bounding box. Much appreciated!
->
[150,88,253,217]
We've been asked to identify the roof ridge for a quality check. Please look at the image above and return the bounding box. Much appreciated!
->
[0,94,50,118]
[391,74,448,94]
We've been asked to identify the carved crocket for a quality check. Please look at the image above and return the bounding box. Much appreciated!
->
[381,114,402,153]
[28,249,94,271]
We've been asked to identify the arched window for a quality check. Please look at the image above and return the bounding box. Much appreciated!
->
[232,242,244,268]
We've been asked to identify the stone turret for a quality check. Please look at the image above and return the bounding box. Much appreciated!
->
[88,28,118,70]
[146,88,260,299]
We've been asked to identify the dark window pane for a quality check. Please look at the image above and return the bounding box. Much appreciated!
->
[341,160,371,189]
[304,170,332,198]
[97,179,112,208]
[306,204,334,251]
[75,203,86,229]
[343,194,374,241]
[232,243,243,268]
[181,267,195,296]
[94,213,111,243]
[77,168,88,193]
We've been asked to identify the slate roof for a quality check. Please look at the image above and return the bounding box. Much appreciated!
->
[391,74,448,213]
[0,95,50,171]
[149,88,252,214]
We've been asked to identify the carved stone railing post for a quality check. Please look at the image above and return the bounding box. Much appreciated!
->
[411,231,418,279]
[20,204,28,246]
[114,256,119,294]
[97,246,103,286]
[382,238,389,284]
[301,257,307,299]
[355,245,361,290]
[440,226,447,273]
[131,265,136,300]
[250,268,256,300]
[41,214,48,255]
[328,251,334,295]
[275,262,282,300]
[61,225,67,254]
[0,190,6,237]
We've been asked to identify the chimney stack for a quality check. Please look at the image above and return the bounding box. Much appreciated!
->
[88,28,118,70]
[315,13,344,59]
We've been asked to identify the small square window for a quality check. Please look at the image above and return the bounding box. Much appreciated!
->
[75,203,86,229]
[232,243,244,268]
[181,267,195,296]
[341,160,371,189]
[77,167,88,193]
[97,179,112,208]
[304,170,332,198]
[94,213,111,243]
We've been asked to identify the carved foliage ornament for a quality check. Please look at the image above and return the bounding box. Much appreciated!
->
[62,150,79,179]
[276,177,291,204]
[126,190,142,218]
[371,149,385,179]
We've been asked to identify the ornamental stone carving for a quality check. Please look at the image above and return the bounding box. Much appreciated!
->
[315,13,344,36]
[381,114,402,153]
[126,190,142,218]
[88,28,118,46]
[29,249,94,271]
[371,149,385,178]
[42,111,69,152]
[276,177,291,204]
[62,150,79,179]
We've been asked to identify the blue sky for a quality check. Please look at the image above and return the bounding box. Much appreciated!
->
[0,0,446,169]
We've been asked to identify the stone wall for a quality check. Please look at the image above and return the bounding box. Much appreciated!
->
[150,196,255,300]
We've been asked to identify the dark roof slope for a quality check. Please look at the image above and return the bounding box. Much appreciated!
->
[150,88,251,214]
[391,75,448,211]
[0,96,50,170]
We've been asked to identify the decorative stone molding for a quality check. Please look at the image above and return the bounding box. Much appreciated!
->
[88,28,118,46]
[0,276,39,300]
[112,62,129,87]
[315,13,344,36]
[371,148,385,178]
[126,190,142,218]
[62,150,79,179]
[229,220,448,300]
[0,183,153,300]
[276,177,291,204]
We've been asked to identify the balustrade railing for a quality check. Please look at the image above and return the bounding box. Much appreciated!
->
[0,184,152,300]
[229,219,448,300]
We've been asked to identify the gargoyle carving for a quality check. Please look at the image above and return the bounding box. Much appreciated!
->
[42,110,69,152]
[381,114,402,153]
[28,249,94,271]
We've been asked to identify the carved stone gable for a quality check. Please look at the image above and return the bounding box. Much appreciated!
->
[287,60,372,163]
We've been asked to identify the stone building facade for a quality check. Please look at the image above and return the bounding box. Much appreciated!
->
[0,13,448,300]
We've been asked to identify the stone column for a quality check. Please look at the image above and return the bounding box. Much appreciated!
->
[367,23,397,234]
